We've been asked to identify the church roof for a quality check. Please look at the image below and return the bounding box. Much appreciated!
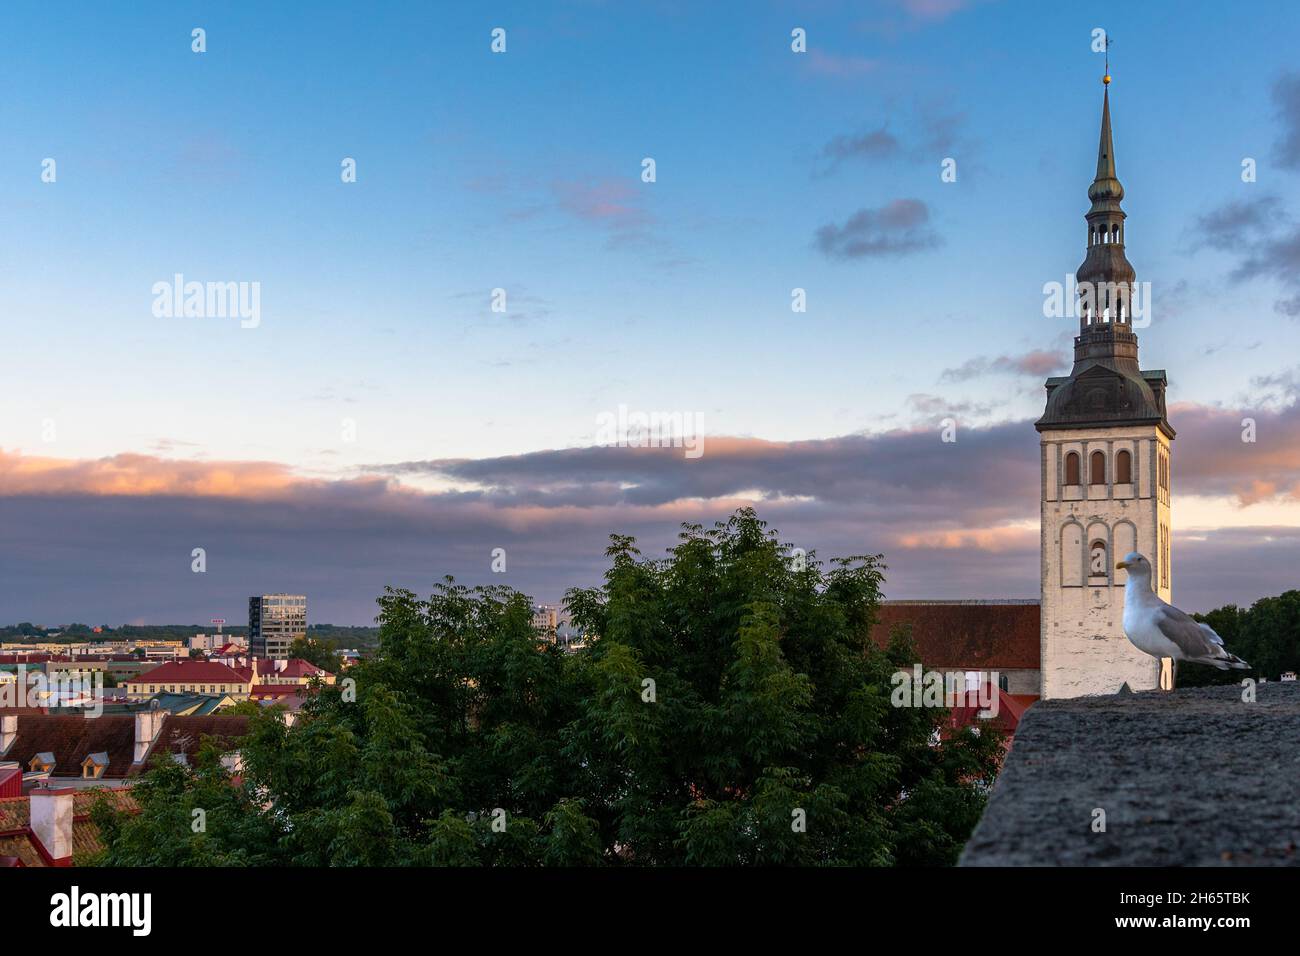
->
[869,600,1041,670]
[1036,363,1174,437]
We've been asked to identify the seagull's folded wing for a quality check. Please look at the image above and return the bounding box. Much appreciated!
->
[1155,606,1220,659]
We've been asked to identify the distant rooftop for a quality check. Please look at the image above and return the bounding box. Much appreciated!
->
[871,601,1041,670]
[879,599,1040,606]
[960,682,1300,866]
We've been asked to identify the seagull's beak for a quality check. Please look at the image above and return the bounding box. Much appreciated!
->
[1115,560,1130,570]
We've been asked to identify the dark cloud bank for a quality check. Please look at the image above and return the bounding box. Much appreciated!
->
[4,388,1300,623]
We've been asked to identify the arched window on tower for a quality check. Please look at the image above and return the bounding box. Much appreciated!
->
[1064,451,1081,486]
[1089,539,1108,578]
[1090,450,1106,485]
[1115,449,1132,484]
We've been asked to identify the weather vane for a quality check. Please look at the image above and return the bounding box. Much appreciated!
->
[1103,34,1112,85]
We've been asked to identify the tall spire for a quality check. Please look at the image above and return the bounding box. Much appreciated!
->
[1036,67,1173,440]
[1074,71,1136,366]
[1095,85,1117,184]
[1088,84,1124,211]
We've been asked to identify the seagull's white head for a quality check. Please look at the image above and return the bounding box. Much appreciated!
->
[1115,552,1151,577]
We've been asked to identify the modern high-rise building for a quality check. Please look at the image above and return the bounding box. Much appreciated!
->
[532,604,560,635]
[248,594,307,660]
[1035,76,1174,699]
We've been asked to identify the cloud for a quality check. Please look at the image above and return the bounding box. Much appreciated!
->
[553,179,649,228]
[857,0,988,37]
[814,199,941,260]
[904,393,998,420]
[814,126,900,176]
[1272,72,1300,170]
[804,50,882,79]
[814,109,972,179]
[1168,397,1300,505]
[7,376,1300,622]
[1193,196,1287,251]
[939,350,1067,383]
[917,109,968,157]
[0,450,316,499]
[549,177,681,259]
[1192,195,1300,315]
[894,0,982,22]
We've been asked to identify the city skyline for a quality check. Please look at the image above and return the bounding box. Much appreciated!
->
[5,0,1300,623]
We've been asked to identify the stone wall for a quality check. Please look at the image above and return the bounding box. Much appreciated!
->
[960,682,1300,866]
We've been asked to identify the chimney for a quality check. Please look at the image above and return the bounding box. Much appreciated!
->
[0,714,15,755]
[30,788,75,866]
[220,752,244,775]
[133,708,167,764]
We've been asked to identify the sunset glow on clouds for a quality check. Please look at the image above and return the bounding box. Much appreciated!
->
[5,379,1300,622]
[3,2,1300,624]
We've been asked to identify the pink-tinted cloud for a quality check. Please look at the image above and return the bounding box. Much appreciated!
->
[552,179,649,227]
[805,50,882,78]
[4,384,1300,622]
[940,349,1067,383]
[0,450,317,499]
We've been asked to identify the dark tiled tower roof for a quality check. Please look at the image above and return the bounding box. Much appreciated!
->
[1036,81,1174,439]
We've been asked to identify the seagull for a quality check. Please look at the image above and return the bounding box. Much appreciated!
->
[1116,552,1250,672]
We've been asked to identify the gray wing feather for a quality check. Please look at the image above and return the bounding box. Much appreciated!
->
[1155,606,1222,660]
[1199,622,1224,646]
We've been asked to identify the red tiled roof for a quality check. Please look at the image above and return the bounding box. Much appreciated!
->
[0,787,139,866]
[2,715,138,778]
[275,659,327,678]
[2,713,251,779]
[266,694,307,711]
[124,660,248,685]
[250,684,303,697]
[948,688,1027,734]
[149,715,250,765]
[0,765,21,798]
[870,601,1041,670]
[0,792,29,830]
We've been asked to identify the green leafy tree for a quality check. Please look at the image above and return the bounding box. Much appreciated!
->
[1184,591,1300,686]
[94,508,1001,866]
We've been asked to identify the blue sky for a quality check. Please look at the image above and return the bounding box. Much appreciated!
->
[3,1,1300,624]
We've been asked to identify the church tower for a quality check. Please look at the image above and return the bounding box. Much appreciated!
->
[1036,76,1175,699]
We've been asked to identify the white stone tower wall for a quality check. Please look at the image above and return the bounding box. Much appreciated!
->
[1039,425,1171,698]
